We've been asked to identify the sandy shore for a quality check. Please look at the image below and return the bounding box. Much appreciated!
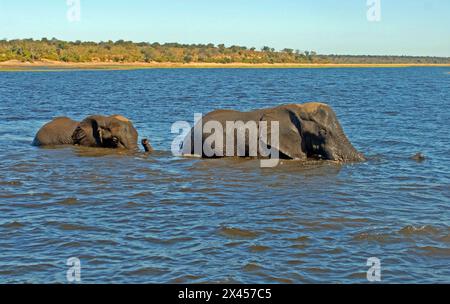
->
[1,60,450,71]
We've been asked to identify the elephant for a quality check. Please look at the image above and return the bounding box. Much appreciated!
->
[33,114,147,151]
[181,102,365,162]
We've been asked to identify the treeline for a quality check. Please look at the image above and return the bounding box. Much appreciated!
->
[1,38,449,64]
[315,54,450,64]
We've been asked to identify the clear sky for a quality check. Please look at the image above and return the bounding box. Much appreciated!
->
[0,0,449,56]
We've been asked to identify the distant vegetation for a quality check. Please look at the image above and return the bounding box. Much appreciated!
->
[1,38,449,64]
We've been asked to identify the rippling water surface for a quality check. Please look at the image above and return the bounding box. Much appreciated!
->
[0,68,449,283]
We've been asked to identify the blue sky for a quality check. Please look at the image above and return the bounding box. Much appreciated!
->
[0,0,449,56]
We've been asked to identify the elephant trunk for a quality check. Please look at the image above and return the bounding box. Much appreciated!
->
[141,138,153,152]
[323,129,365,162]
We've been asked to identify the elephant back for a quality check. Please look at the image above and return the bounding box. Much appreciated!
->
[33,117,79,146]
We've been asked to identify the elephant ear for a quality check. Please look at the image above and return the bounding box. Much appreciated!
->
[72,116,103,147]
[259,108,307,160]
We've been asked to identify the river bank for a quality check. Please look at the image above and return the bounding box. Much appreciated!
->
[1,60,450,71]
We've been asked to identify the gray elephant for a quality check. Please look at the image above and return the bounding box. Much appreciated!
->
[181,102,365,162]
[33,114,151,151]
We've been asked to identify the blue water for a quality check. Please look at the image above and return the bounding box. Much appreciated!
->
[0,67,449,283]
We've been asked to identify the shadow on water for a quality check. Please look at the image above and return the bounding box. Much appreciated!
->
[34,143,347,176]
[72,146,139,158]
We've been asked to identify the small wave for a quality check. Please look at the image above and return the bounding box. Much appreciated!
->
[46,221,107,232]
[224,241,245,247]
[131,191,154,198]
[201,277,242,284]
[286,260,305,265]
[206,202,224,207]
[170,274,204,283]
[0,269,16,276]
[324,247,344,254]
[243,263,263,272]
[352,232,392,243]
[72,146,134,157]
[142,236,194,245]
[58,241,84,248]
[286,235,310,242]
[124,201,142,208]
[263,228,288,234]
[416,245,450,257]
[249,245,271,252]
[96,239,120,246]
[439,234,450,243]
[0,263,57,275]
[271,217,292,223]
[303,267,330,274]
[56,197,79,205]
[327,217,369,224]
[300,221,343,231]
[399,225,440,236]
[0,180,22,186]
[289,243,308,249]
[218,226,260,239]
[0,221,25,229]
[122,267,168,276]
[347,272,367,280]
[265,276,293,284]
[58,223,96,231]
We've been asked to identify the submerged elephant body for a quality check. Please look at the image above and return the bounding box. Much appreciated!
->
[182,102,365,162]
[33,115,139,150]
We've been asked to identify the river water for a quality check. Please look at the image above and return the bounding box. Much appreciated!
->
[0,67,449,283]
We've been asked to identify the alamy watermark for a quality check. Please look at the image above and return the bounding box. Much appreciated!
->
[171,113,280,168]
[66,257,81,282]
[366,257,381,282]
[67,0,81,22]
[367,0,381,22]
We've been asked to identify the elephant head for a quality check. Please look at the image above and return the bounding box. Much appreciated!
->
[281,102,365,162]
[72,115,138,150]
